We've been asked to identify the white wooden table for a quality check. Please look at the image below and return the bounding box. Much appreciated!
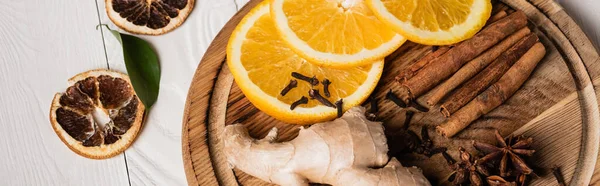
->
[0,0,597,185]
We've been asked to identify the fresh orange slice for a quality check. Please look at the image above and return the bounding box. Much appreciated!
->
[269,0,405,68]
[227,1,383,124]
[49,69,144,159]
[367,0,492,45]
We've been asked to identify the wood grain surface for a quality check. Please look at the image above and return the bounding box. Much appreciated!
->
[0,0,129,185]
[181,0,600,186]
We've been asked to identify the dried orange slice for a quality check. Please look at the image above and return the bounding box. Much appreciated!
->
[228,1,383,124]
[49,69,145,159]
[106,0,195,35]
[270,0,405,68]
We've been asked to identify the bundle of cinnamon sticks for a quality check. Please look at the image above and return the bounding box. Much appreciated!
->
[394,10,546,138]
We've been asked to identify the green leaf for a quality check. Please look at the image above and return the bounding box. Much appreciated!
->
[99,24,161,109]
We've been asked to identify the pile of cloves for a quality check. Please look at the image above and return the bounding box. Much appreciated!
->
[284,72,343,117]
[387,111,446,158]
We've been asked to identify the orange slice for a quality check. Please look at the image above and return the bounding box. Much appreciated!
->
[366,0,492,45]
[270,0,405,68]
[227,1,383,124]
[106,0,195,35]
[49,69,144,159]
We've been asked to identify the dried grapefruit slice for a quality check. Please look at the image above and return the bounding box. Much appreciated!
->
[106,0,195,35]
[49,69,145,159]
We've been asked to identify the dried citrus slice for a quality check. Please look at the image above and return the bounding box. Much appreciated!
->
[269,0,405,68]
[366,0,492,45]
[106,0,195,35]
[228,1,383,125]
[49,69,145,159]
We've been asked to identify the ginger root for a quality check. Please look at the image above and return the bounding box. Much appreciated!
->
[223,107,431,186]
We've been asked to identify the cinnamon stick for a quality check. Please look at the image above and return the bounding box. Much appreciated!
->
[486,11,508,25]
[396,46,451,83]
[440,33,538,117]
[397,11,528,102]
[427,28,531,106]
[436,42,546,138]
[492,3,509,15]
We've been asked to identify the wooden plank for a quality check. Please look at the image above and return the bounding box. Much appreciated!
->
[96,0,245,185]
[0,0,128,185]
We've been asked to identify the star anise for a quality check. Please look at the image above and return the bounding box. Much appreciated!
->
[442,147,490,186]
[474,130,535,181]
[487,175,517,186]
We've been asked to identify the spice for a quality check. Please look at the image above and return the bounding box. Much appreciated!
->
[492,2,509,15]
[427,27,531,106]
[473,130,535,178]
[552,167,566,186]
[322,79,331,97]
[309,89,335,108]
[364,96,379,120]
[410,101,429,112]
[290,96,308,110]
[335,99,343,117]
[486,11,508,26]
[440,33,539,117]
[487,175,517,186]
[386,112,421,156]
[396,46,451,83]
[442,147,489,186]
[415,126,447,157]
[386,90,407,108]
[291,72,319,86]
[387,111,446,158]
[369,95,378,113]
[280,79,298,96]
[404,111,414,128]
[437,42,546,137]
[398,11,528,102]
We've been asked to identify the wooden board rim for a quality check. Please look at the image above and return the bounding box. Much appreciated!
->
[181,0,600,185]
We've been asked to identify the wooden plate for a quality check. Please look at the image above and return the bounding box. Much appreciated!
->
[182,0,600,185]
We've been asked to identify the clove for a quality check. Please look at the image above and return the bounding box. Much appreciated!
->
[432,45,440,52]
[335,99,343,118]
[386,90,407,108]
[403,111,414,130]
[290,96,308,110]
[292,72,319,86]
[280,79,298,96]
[309,89,335,108]
[369,95,378,113]
[441,151,456,166]
[415,127,447,157]
[552,167,566,186]
[410,101,430,112]
[364,96,379,121]
[322,79,331,97]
